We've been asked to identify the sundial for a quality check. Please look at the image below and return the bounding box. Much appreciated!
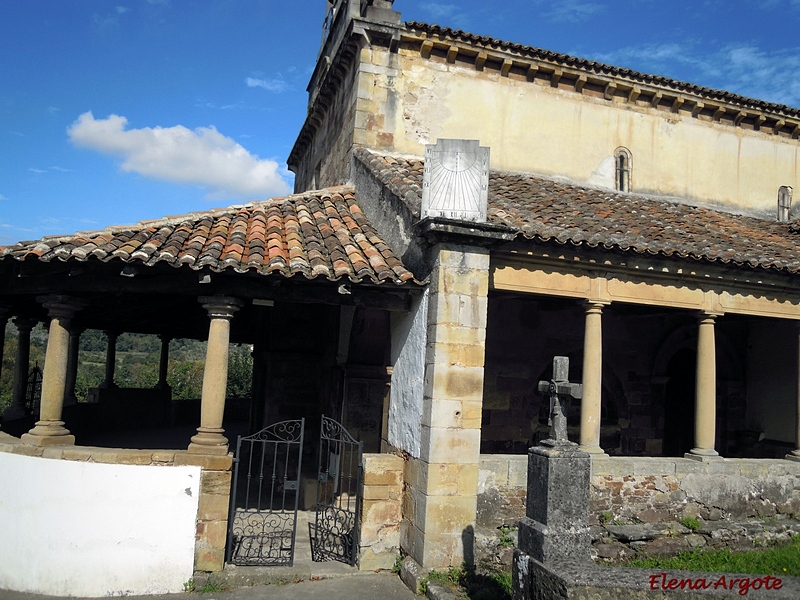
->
[421,139,489,222]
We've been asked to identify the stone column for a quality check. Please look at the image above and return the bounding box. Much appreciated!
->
[2,317,36,421]
[63,327,83,406]
[687,312,721,460]
[100,331,118,388]
[787,324,800,462]
[579,301,607,454]
[21,296,85,446]
[403,244,489,569]
[188,296,242,455]
[156,334,171,389]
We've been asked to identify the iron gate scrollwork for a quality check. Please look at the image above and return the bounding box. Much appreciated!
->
[310,415,363,566]
[227,418,304,566]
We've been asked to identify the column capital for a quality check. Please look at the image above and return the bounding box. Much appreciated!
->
[12,315,37,333]
[697,310,723,322]
[199,295,243,320]
[37,295,87,320]
[582,300,610,312]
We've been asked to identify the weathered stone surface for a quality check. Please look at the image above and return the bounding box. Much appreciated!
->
[605,524,660,543]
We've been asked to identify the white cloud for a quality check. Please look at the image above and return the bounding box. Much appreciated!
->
[245,77,288,93]
[543,0,603,22]
[28,168,46,174]
[67,112,291,199]
[590,41,800,108]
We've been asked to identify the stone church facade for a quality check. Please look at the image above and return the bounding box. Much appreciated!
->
[1,0,800,593]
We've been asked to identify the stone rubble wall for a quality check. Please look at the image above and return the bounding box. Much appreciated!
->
[478,454,800,556]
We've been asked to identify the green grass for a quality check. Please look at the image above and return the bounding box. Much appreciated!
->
[423,564,512,600]
[678,516,701,532]
[624,536,800,577]
[183,576,229,594]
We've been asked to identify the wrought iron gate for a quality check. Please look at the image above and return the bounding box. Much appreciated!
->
[227,419,305,566]
[309,415,363,566]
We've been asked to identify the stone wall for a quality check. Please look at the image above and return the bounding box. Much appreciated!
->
[477,454,800,532]
[590,457,800,524]
[359,452,403,570]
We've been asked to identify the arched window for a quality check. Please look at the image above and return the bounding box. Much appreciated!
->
[614,147,632,192]
[778,186,793,222]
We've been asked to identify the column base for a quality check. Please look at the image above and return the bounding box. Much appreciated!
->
[20,420,75,446]
[188,427,229,455]
[578,445,607,455]
[785,451,800,463]
[685,449,722,461]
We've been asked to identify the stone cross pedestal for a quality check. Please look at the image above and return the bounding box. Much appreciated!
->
[517,356,591,567]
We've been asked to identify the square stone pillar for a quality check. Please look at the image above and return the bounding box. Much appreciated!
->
[403,243,489,569]
[517,442,591,564]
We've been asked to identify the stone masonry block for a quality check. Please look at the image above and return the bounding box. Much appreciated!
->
[425,364,485,404]
[363,485,393,501]
[197,490,230,521]
[421,398,464,429]
[479,457,510,491]
[200,470,232,495]
[435,245,490,271]
[117,451,157,465]
[419,426,481,465]
[420,531,466,568]
[416,493,477,535]
[427,324,486,346]
[174,452,233,470]
[41,448,65,460]
[508,455,529,488]
[198,519,228,550]
[631,458,677,476]
[194,548,224,573]
[404,455,422,489]
[420,462,479,497]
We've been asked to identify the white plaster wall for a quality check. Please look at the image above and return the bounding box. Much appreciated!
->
[0,452,201,597]
[388,289,428,457]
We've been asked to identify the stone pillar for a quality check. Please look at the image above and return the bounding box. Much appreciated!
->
[787,324,800,462]
[100,331,118,388]
[2,317,36,421]
[579,301,607,454]
[63,327,83,406]
[687,312,720,460]
[188,296,242,455]
[156,334,171,389]
[21,296,84,446]
[402,244,489,569]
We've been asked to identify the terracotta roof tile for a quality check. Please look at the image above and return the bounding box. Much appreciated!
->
[354,147,800,275]
[0,188,418,286]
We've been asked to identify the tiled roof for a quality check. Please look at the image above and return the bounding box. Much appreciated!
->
[0,187,417,285]
[406,22,800,118]
[354,148,800,275]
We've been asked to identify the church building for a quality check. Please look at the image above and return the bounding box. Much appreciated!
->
[1,0,799,594]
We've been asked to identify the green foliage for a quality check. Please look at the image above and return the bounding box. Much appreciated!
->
[392,554,403,574]
[422,564,513,600]
[598,511,613,525]
[625,536,800,576]
[226,345,253,398]
[679,516,702,532]
[183,576,228,594]
[498,525,516,547]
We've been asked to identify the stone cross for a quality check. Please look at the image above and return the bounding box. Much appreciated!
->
[537,356,582,443]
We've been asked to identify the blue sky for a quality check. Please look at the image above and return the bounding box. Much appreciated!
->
[2,0,800,246]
